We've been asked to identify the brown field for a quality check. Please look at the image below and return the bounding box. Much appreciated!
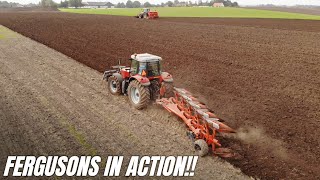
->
[0,25,247,179]
[0,12,319,179]
[0,7,58,12]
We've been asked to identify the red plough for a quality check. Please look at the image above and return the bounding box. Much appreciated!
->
[156,87,236,157]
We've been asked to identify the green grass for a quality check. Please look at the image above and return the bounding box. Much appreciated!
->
[0,26,18,40]
[67,124,97,156]
[59,7,320,20]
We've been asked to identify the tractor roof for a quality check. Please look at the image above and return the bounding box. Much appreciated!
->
[130,53,162,62]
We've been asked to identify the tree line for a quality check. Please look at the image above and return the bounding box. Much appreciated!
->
[0,1,20,8]
[113,0,238,8]
[41,0,57,7]
[1,0,237,9]
[59,0,82,8]
[39,0,82,8]
[56,0,238,8]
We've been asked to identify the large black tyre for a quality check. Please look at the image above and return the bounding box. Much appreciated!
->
[128,80,150,110]
[162,82,174,98]
[194,139,209,157]
[108,76,121,95]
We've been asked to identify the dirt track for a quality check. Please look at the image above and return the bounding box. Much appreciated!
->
[0,12,320,179]
[0,26,247,179]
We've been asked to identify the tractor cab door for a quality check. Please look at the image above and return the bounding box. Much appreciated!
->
[130,59,148,76]
[130,59,140,75]
[145,61,161,77]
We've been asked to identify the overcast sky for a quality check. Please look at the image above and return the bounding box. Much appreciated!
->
[6,0,320,6]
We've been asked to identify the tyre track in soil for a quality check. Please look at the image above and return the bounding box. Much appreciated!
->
[0,26,247,179]
[0,12,320,179]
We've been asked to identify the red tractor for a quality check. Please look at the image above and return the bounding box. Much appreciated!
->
[136,8,159,19]
[103,53,173,109]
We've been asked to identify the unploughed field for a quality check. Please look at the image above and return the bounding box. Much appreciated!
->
[0,12,319,179]
[250,6,320,16]
[60,7,320,20]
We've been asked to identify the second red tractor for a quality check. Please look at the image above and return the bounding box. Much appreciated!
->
[136,8,159,19]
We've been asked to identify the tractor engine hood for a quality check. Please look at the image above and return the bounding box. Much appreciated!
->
[161,72,173,82]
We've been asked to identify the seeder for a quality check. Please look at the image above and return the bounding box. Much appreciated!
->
[103,53,235,157]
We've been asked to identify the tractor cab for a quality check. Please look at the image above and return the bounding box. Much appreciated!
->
[130,53,162,77]
[142,8,150,13]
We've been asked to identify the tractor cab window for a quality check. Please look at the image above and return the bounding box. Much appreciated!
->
[138,61,161,77]
[131,59,161,77]
[130,59,139,74]
[138,62,147,75]
[146,61,161,77]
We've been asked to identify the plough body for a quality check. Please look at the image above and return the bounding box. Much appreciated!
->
[156,87,235,157]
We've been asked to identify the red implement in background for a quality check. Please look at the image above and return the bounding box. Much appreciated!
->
[148,11,159,19]
[156,87,236,158]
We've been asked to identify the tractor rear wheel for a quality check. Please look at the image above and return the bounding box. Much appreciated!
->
[108,76,121,95]
[194,139,209,157]
[128,80,150,109]
[162,82,174,98]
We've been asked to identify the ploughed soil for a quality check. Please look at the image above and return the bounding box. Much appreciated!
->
[0,25,247,179]
[159,17,320,32]
[0,7,59,12]
[0,12,319,179]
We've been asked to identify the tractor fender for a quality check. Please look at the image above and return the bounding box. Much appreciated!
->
[103,70,117,80]
[129,75,150,86]
[161,72,173,82]
[112,73,123,83]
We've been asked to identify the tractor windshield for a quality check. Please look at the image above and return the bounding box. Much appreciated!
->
[138,61,161,77]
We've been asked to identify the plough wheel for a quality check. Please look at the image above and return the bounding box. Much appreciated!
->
[128,80,150,110]
[108,76,121,95]
[194,139,209,157]
[161,82,174,98]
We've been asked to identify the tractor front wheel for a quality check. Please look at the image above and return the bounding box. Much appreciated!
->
[194,139,209,157]
[108,76,121,95]
[128,80,150,109]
